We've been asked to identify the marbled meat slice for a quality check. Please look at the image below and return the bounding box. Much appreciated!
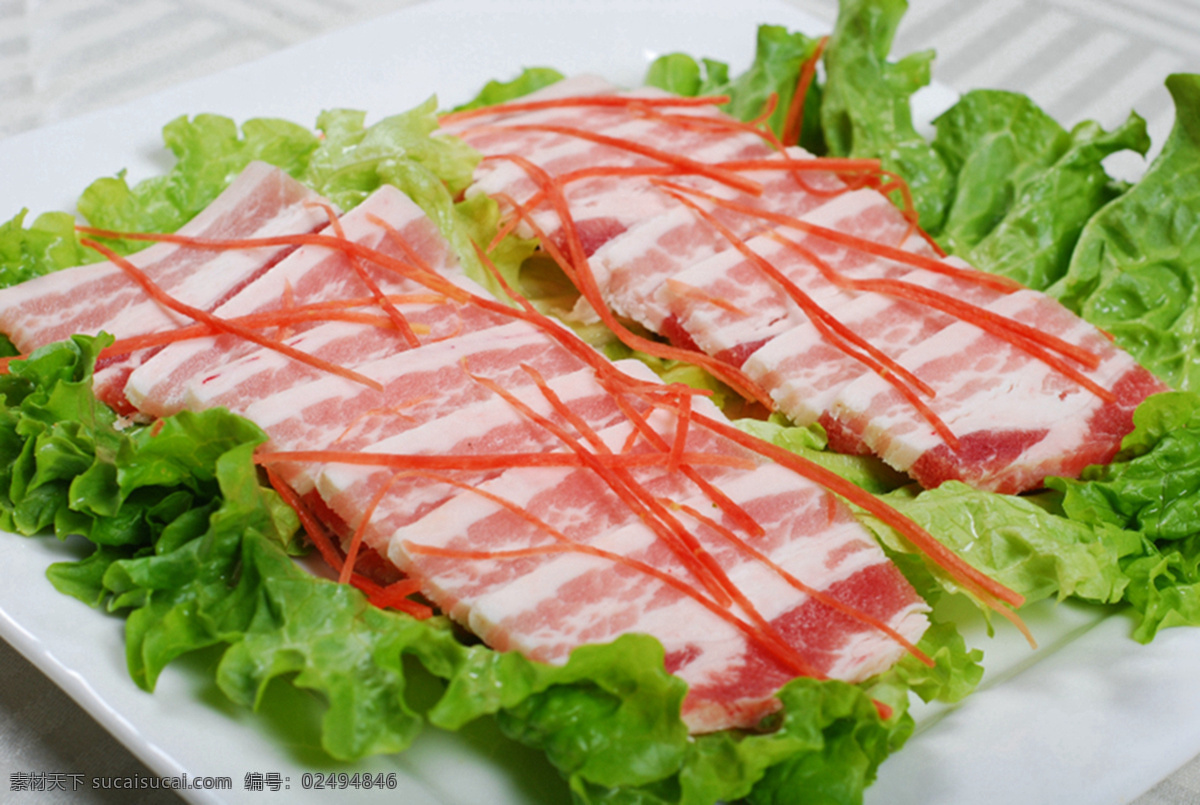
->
[124,184,467,417]
[313,360,660,557]
[453,87,775,256]
[822,288,1170,494]
[0,162,329,411]
[589,147,847,331]
[239,318,591,493]
[385,403,928,732]
[742,255,1005,426]
[660,189,935,366]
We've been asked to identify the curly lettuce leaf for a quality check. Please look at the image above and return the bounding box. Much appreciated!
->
[645,25,825,150]
[0,209,96,286]
[932,89,1150,289]
[820,0,952,231]
[1048,391,1200,641]
[1049,74,1200,390]
[450,67,566,112]
[860,482,1132,614]
[304,100,479,207]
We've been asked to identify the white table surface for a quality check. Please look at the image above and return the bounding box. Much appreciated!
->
[1,0,1198,803]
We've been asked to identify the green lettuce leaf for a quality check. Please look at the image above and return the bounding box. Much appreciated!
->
[1049,74,1200,390]
[645,25,825,149]
[861,481,1131,611]
[820,0,952,231]
[0,209,96,286]
[1049,391,1200,641]
[304,100,479,208]
[450,67,566,112]
[932,89,1149,289]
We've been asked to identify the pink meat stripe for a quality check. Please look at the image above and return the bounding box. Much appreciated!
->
[384,402,928,732]
[0,162,329,410]
[123,184,468,417]
[821,288,1170,493]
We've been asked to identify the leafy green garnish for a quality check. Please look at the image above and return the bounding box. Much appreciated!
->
[933,90,1149,288]
[1049,391,1200,641]
[450,67,567,112]
[645,25,825,150]
[1050,74,1200,391]
[821,0,952,231]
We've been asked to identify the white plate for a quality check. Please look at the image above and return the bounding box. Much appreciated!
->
[3,1,1199,803]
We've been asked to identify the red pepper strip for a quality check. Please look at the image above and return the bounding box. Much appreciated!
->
[399,469,822,680]
[668,390,692,474]
[78,238,384,393]
[748,92,780,128]
[782,36,828,147]
[675,500,934,667]
[438,92,733,125]
[352,576,433,618]
[337,472,400,586]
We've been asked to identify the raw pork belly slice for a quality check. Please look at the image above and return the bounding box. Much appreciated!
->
[172,279,507,421]
[240,319,591,493]
[742,255,1005,426]
[822,288,1170,494]
[123,184,470,417]
[0,162,329,410]
[385,402,928,732]
[660,189,937,366]
[453,87,777,256]
[314,360,660,556]
[589,148,847,331]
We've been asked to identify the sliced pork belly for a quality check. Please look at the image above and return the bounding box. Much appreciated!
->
[123,184,466,417]
[0,162,328,411]
[240,319,591,493]
[742,256,1005,426]
[589,148,847,331]
[821,289,1170,494]
[453,87,776,256]
[384,403,928,732]
[314,360,660,556]
[660,189,936,366]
